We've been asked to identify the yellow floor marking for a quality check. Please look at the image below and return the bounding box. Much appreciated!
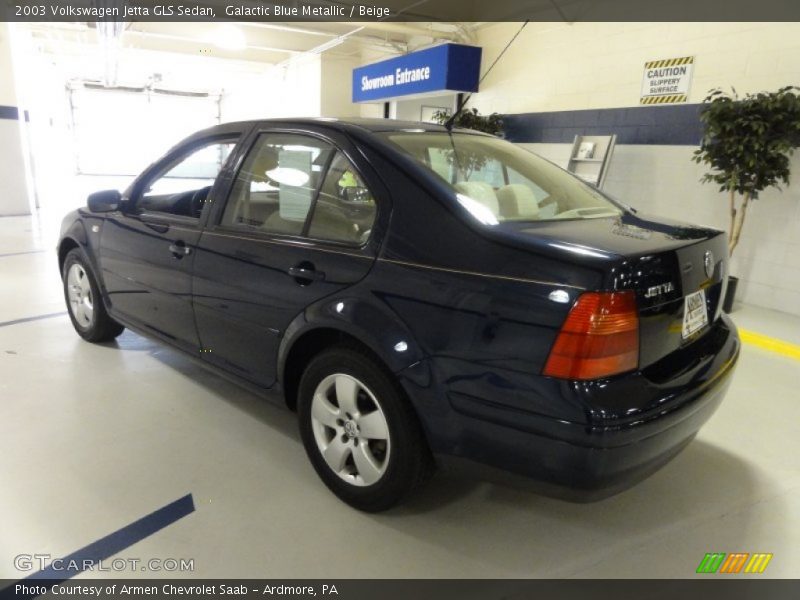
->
[739,328,800,361]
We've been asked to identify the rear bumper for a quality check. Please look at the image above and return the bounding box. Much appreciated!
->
[403,315,740,499]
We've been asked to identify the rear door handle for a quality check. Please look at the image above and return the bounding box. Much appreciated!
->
[169,241,192,258]
[288,265,325,283]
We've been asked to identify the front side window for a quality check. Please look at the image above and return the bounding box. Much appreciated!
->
[221,134,376,245]
[384,133,622,225]
[138,139,236,219]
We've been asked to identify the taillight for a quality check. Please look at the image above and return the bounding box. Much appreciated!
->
[543,291,639,380]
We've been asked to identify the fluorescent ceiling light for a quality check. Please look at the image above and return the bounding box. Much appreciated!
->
[214,25,246,51]
[266,167,309,187]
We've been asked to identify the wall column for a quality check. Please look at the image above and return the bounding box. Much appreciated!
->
[0,24,31,216]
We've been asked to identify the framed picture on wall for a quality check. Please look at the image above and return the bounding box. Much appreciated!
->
[421,106,450,123]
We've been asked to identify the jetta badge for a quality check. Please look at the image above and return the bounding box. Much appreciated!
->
[704,251,714,278]
[644,282,675,298]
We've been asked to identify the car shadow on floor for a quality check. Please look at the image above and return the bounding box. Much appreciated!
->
[108,330,765,554]
[107,329,301,442]
[384,440,772,576]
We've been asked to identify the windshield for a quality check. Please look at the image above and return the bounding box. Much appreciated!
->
[382,132,622,224]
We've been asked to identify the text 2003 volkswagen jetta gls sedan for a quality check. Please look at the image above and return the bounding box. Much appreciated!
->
[58,118,739,511]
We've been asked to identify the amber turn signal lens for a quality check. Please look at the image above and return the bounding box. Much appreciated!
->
[543,291,639,380]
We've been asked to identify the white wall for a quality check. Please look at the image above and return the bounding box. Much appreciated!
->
[394,93,457,122]
[472,22,800,113]
[220,56,322,121]
[472,22,800,316]
[320,54,362,119]
[0,24,31,216]
[225,53,373,121]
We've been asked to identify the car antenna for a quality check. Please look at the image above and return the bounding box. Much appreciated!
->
[444,21,529,132]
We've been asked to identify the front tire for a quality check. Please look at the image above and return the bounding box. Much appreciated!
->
[297,346,433,511]
[62,248,124,343]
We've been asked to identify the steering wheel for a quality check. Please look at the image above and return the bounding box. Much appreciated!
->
[190,186,212,218]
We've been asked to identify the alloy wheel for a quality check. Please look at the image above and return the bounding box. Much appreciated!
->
[66,263,94,328]
[310,373,391,486]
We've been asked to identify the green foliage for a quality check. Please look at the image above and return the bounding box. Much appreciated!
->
[429,108,503,181]
[692,86,800,256]
[693,86,800,195]
[432,107,504,136]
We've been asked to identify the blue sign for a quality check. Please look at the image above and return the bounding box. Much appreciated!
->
[352,43,482,103]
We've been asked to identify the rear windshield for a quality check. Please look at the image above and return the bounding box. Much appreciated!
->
[381,132,622,224]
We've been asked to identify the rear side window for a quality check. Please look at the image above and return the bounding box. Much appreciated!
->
[308,152,376,245]
[221,133,376,245]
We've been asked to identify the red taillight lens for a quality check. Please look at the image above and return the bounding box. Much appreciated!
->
[543,291,639,380]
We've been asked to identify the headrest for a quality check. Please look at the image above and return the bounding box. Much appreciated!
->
[454,181,499,215]
[248,149,279,182]
[496,184,539,219]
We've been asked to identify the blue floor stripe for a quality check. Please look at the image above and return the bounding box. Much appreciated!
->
[0,312,67,329]
[0,250,45,258]
[4,494,194,597]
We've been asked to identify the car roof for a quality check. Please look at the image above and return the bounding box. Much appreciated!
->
[216,117,489,136]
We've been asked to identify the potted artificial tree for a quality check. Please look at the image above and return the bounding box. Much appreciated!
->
[433,107,504,136]
[430,107,504,181]
[693,86,800,312]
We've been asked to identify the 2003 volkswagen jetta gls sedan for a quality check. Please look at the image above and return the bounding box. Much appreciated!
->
[58,118,739,511]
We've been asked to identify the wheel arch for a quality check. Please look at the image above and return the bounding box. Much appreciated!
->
[58,237,81,274]
[57,219,90,275]
[278,296,425,412]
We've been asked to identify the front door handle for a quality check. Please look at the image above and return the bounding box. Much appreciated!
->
[169,241,192,259]
[288,264,325,284]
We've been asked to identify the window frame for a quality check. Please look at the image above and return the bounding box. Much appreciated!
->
[211,128,381,250]
[126,133,242,225]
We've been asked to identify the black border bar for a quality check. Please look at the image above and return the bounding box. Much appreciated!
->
[2,579,800,600]
[2,0,800,22]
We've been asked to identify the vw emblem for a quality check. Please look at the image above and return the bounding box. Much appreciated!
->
[343,420,359,438]
[704,251,714,278]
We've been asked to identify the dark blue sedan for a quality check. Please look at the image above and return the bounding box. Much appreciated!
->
[58,118,739,511]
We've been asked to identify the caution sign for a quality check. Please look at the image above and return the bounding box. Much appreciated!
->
[640,56,694,104]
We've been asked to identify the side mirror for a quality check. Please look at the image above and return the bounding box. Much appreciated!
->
[341,186,372,205]
[87,189,121,213]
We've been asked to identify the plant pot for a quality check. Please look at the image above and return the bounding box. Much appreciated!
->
[723,275,739,313]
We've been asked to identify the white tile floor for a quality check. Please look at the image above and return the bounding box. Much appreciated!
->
[1,214,799,579]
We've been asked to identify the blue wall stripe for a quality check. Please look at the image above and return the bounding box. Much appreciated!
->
[7,494,195,597]
[0,105,20,120]
[503,104,704,145]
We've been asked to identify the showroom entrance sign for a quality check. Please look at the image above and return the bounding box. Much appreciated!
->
[640,56,694,104]
[352,44,482,103]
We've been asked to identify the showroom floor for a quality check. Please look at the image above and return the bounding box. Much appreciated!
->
[1,214,798,579]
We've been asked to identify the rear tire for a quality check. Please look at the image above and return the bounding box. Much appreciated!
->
[62,248,124,343]
[297,346,433,511]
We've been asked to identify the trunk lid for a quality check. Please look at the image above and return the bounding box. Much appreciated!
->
[501,212,729,369]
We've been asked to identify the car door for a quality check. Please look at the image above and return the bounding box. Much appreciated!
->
[191,127,386,388]
[99,132,243,353]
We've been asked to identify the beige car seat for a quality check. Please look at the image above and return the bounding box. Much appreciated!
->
[496,184,540,220]
[453,181,499,216]
[229,149,279,226]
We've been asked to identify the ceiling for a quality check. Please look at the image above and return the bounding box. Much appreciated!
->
[20,20,479,67]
